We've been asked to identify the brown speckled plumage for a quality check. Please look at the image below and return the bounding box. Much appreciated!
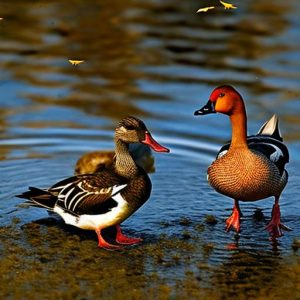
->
[208,148,287,201]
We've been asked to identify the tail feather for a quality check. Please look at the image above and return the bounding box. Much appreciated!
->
[257,115,282,141]
[16,187,57,210]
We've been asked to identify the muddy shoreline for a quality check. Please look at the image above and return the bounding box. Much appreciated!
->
[1,218,299,300]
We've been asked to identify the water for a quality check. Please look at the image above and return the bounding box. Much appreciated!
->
[1,0,300,298]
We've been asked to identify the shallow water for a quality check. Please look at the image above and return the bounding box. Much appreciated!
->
[1,0,300,299]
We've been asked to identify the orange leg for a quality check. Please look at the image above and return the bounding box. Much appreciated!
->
[115,225,143,245]
[226,199,241,233]
[265,196,291,238]
[95,229,122,250]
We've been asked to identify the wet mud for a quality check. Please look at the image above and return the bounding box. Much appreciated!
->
[1,217,299,300]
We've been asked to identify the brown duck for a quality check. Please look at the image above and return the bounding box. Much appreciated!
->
[17,116,169,249]
[194,85,290,238]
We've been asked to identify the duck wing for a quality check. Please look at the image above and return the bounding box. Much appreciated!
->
[248,136,288,175]
[18,172,127,216]
[50,172,127,215]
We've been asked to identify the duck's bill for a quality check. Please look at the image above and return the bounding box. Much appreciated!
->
[142,132,170,152]
[194,100,216,115]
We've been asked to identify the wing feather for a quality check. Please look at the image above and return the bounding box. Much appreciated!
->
[50,172,127,215]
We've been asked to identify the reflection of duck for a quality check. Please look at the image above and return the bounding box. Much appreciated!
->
[75,143,155,175]
[194,85,290,238]
[18,116,169,249]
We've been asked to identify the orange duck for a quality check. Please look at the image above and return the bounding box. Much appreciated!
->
[194,85,290,238]
[18,116,169,249]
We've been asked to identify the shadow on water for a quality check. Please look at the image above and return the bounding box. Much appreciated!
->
[0,0,300,298]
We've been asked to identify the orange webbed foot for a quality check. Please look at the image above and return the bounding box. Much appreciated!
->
[115,225,143,245]
[265,222,291,238]
[225,202,241,233]
[265,203,292,238]
[95,229,123,250]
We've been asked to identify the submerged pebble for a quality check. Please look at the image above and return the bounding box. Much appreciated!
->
[204,215,218,225]
[292,238,300,251]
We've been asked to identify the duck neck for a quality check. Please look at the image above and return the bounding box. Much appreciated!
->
[114,139,138,178]
[229,107,248,150]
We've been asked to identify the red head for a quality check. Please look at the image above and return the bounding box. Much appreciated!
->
[194,85,245,116]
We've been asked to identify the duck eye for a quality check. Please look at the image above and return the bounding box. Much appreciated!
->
[219,93,225,97]
[125,125,136,130]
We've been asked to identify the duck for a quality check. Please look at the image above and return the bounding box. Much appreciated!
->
[17,116,169,249]
[74,143,155,175]
[194,85,290,238]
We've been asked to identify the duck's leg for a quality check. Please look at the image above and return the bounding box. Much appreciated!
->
[115,225,143,245]
[95,229,122,250]
[265,196,291,238]
[225,199,241,232]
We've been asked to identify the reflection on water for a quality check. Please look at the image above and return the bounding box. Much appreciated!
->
[0,0,300,298]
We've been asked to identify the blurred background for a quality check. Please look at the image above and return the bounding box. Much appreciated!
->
[0,0,299,298]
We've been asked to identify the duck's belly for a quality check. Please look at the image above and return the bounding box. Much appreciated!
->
[207,151,286,201]
[54,193,132,230]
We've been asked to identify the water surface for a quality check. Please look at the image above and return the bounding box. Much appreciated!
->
[0,0,300,299]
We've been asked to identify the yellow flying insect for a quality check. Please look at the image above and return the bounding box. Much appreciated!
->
[196,6,215,13]
[68,60,84,66]
[220,0,237,9]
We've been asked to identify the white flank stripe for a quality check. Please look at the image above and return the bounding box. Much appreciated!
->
[270,145,283,162]
[72,192,92,211]
[77,181,85,191]
[111,184,127,196]
[258,142,283,162]
[67,191,86,211]
[62,183,75,195]
[63,187,75,209]
[217,150,227,159]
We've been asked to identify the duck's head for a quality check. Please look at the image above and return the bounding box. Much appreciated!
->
[115,116,169,152]
[194,85,244,116]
